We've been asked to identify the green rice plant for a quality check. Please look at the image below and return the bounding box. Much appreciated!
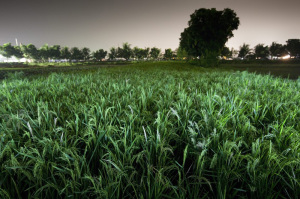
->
[0,62,299,198]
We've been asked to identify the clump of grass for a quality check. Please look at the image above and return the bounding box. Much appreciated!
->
[4,71,25,80]
[0,62,299,198]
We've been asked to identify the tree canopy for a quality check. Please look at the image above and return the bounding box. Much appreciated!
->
[286,39,300,57]
[13,46,23,59]
[118,43,132,60]
[39,44,50,62]
[49,45,61,60]
[81,47,91,61]
[21,44,40,61]
[61,47,71,61]
[150,47,161,59]
[132,47,142,60]
[132,47,151,60]
[238,43,251,59]
[70,47,84,61]
[109,47,118,60]
[176,47,188,60]
[179,8,239,58]
[0,43,17,59]
[2,37,300,63]
[269,42,285,58]
[93,49,107,61]
[164,49,174,60]
[221,46,231,58]
[254,44,269,59]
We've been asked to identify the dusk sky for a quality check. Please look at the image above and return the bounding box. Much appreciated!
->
[1,0,299,52]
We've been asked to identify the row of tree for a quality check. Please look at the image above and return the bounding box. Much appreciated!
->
[1,39,299,62]
[0,42,170,62]
[229,39,300,60]
[0,43,107,62]
[107,43,163,60]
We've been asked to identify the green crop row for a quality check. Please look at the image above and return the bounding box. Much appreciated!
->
[0,62,299,198]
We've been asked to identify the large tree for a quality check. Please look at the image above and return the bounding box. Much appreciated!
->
[133,47,142,60]
[70,47,84,61]
[0,43,16,60]
[132,47,151,60]
[61,47,71,61]
[21,44,40,61]
[286,39,300,57]
[81,47,91,61]
[150,47,161,60]
[141,47,150,60]
[270,42,284,59]
[254,44,269,59]
[39,44,50,62]
[179,8,239,58]
[164,49,174,60]
[39,44,61,62]
[109,47,118,60]
[13,46,23,59]
[238,43,251,59]
[49,45,61,60]
[0,43,23,61]
[93,49,107,61]
[118,43,132,60]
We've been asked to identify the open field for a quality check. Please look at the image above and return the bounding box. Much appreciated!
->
[0,63,124,80]
[0,62,300,198]
[1,60,300,80]
[220,63,300,80]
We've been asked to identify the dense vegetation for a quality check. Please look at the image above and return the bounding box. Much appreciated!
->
[179,8,239,58]
[0,62,299,198]
[1,39,299,63]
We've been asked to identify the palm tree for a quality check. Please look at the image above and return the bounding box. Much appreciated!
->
[238,43,251,59]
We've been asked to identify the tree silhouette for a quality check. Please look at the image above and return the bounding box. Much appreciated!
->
[180,8,239,58]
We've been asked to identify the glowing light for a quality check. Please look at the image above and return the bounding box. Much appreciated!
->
[282,55,290,59]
